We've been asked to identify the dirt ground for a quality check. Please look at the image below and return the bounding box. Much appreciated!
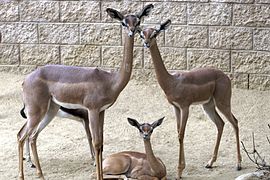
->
[0,72,269,180]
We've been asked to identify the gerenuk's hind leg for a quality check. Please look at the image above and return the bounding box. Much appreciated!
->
[18,113,44,180]
[216,102,242,170]
[18,123,28,180]
[29,101,60,178]
[82,118,95,161]
[24,137,36,168]
[202,99,225,168]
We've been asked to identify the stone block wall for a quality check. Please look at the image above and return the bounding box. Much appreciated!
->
[0,0,269,90]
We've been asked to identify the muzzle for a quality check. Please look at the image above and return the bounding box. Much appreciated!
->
[143,133,150,140]
[143,42,150,48]
[128,27,138,37]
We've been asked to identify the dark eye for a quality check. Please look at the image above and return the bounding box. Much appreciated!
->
[121,22,127,27]
[140,34,144,39]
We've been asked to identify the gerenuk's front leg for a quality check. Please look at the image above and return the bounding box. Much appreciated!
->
[177,106,189,179]
[89,109,104,180]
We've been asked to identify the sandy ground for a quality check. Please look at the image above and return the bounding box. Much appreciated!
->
[0,72,269,180]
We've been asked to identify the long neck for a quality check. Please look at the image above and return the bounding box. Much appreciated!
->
[144,139,166,178]
[113,34,134,92]
[149,40,173,92]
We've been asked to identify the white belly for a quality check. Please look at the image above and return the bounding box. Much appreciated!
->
[191,98,211,105]
[172,98,211,108]
[52,96,87,110]
[52,96,113,112]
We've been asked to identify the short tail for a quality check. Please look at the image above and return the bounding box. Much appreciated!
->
[20,105,27,119]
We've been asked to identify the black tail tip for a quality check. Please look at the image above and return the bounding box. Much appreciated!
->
[20,107,27,119]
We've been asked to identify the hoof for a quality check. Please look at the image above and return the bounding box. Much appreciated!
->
[176,174,183,180]
[27,162,36,168]
[205,164,213,169]
[37,172,44,180]
[236,165,242,171]
[90,160,96,166]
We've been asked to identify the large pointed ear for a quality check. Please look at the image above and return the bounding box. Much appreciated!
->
[136,4,154,19]
[151,117,165,129]
[106,8,124,21]
[127,118,140,129]
[150,20,171,39]
[157,19,171,32]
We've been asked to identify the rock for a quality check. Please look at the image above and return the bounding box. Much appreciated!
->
[235,170,270,180]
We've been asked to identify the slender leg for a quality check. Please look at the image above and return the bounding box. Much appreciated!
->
[98,110,105,178]
[89,109,104,180]
[202,100,225,168]
[23,102,60,169]
[24,137,36,168]
[18,112,44,180]
[216,103,242,170]
[176,106,189,179]
[29,101,60,178]
[56,108,95,160]
[18,123,28,180]
[232,114,242,170]
[18,140,26,180]
[29,137,44,179]
[81,119,95,160]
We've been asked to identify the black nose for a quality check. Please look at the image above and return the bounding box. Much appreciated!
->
[129,27,138,37]
[144,43,150,48]
[143,134,149,139]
